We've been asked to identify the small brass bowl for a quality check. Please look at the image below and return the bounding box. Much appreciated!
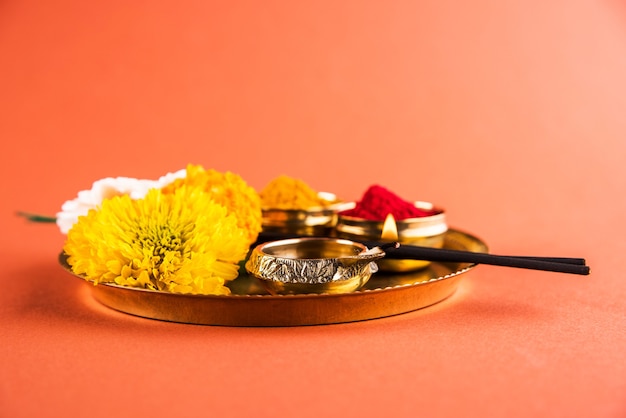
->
[245,238,385,295]
[335,201,447,272]
[261,192,353,237]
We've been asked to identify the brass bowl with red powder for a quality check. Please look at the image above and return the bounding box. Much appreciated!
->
[335,201,448,272]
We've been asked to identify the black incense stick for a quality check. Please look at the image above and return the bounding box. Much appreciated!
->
[363,241,590,275]
[254,232,590,276]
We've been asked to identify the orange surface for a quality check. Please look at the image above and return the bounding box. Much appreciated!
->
[1,1,625,417]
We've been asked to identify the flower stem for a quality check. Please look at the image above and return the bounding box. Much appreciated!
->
[17,211,57,223]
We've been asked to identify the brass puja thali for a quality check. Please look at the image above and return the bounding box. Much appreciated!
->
[59,228,487,327]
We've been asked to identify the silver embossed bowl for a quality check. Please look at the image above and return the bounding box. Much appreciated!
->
[245,238,386,295]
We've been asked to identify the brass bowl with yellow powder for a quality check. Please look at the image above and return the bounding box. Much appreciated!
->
[259,176,351,236]
[261,192,353,236]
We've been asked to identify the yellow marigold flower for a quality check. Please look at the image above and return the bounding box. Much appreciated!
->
[161,164,262,245]
[63,186,249,295]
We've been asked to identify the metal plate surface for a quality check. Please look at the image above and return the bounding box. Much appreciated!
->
[59,228,487,326]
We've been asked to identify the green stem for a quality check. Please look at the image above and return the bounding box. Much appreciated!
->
[17,212,57,223]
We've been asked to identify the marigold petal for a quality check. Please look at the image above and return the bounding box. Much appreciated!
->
[63,185,250,295]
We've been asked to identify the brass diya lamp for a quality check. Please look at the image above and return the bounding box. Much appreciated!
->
[335,202,448,272]
[245,237,388,295]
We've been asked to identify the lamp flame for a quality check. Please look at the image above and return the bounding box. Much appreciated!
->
[381,213,398,241]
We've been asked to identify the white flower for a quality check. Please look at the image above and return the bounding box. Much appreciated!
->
[155,168,187,189]
[56,169,186,234]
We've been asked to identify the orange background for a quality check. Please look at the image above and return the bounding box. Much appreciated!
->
[1,1,625,417]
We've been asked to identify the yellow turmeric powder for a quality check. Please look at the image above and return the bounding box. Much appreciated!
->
[259,175,330,209]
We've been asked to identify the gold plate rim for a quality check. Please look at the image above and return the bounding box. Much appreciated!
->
[59,228,487,326]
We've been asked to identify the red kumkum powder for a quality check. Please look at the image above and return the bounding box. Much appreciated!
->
[340,185,438,220]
